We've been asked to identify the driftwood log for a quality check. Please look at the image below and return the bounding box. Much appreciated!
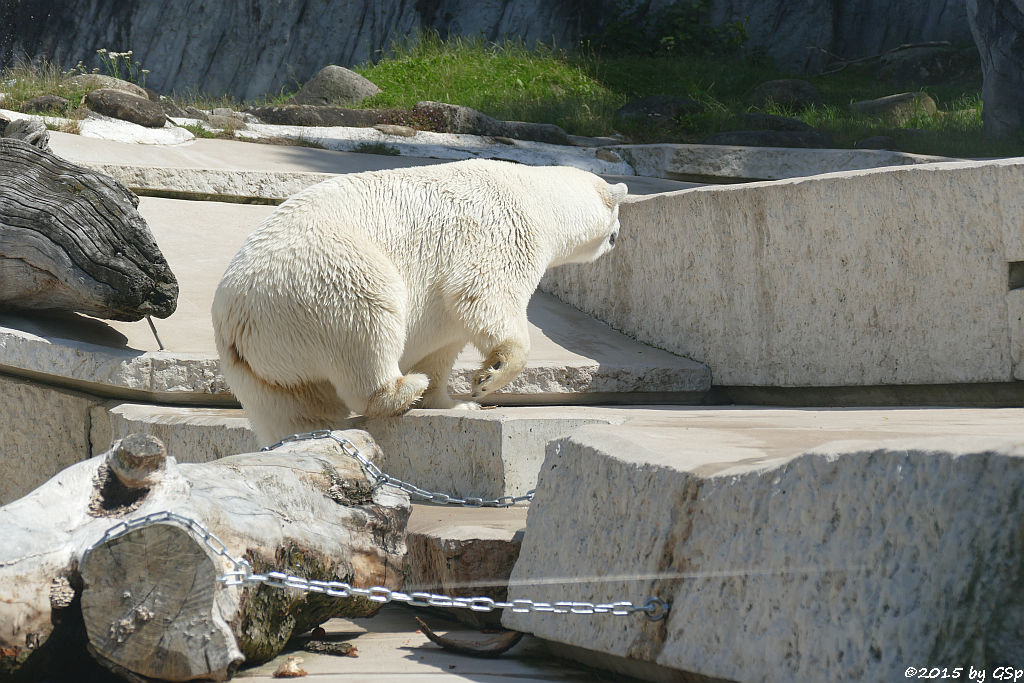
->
[0,431,409,681]
[0,137,177,321]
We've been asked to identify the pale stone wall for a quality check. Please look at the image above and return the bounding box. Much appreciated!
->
[542,159,1024,387]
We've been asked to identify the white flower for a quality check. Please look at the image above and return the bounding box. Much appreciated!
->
[96,48,107,54]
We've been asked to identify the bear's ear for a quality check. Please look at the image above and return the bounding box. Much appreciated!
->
[607,182,629,205]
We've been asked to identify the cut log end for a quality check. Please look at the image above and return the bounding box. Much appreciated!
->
[80,522,243,682]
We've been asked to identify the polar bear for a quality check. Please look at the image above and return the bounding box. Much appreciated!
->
[212,159,627,444]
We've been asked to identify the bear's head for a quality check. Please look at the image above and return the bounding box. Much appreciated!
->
[553,178,629,267]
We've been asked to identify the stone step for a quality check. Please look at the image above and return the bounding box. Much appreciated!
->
[0,194,709,405]
[502,407,1024,682]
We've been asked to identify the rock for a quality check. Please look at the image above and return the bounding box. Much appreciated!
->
[374,123,416,137]
[155,97,188,118]
[700,129,834,149]
[405,506,526,629]
[741,112,813,132]
[69,73,149,100]
[503,420,1024,681]
[247,104,382,127]
[21,94,69,114]
[968,0,1024,138]
[0,137,178,320]
[84,88,167,128]
[849,91,938,125]
[2,118,51,151]
[207,114,246,131]
[291,64,381,106]
[616,95,703,124]
[855,135,898,150]
[411,101,570,145]
[876,44,981,86]
[183,105,210,121]
[747,79,820,109]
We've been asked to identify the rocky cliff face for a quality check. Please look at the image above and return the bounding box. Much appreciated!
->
[0,0,973,100]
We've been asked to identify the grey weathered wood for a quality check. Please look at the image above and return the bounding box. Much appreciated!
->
[0,137,178,321]
[0,431,409,681]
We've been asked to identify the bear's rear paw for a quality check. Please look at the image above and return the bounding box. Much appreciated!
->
[365,373,429,417]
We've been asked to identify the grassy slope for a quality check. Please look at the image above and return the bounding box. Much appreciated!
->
[2,34,1020,158]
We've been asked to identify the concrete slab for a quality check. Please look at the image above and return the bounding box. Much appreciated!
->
[503,407,1024,682]
[614,142,955,182]
[0,196,708,404]
[406,504,527,628]
[236,605,616,682]
[45,131,696,199]
[543,157,1024,388]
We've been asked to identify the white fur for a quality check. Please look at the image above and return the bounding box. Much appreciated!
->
[212,159,627,444]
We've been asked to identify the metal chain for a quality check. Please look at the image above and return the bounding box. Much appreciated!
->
[85,511,670,622]
[261,429,536,508]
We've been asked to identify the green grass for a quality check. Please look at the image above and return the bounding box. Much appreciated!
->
[1,59,90,116]
[355,33,625,137]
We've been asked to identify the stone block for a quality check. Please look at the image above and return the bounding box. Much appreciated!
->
[364,407,622,500]
[542,159,1024,387]
[405,505,527,628]
[504,415,1024,682]
[0,373,103,504]
[103,402,259,462]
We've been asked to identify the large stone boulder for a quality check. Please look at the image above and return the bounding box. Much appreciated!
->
[290,64,381,106]
[84,88,167,128]
[69,73,149,100]
[850,92,938,125]
[967,0,1024,138]
[21,94,69,115]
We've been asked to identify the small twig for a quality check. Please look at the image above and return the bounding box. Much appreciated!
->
[145,314,165,350]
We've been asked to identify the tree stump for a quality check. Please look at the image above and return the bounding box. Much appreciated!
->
[0,137,178,321]
[0,431,409,681]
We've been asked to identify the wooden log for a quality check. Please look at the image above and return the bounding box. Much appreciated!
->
[0,431,409,681]
[0,137,178,321]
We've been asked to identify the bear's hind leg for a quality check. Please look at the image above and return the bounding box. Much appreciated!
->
[411,343,481,410]
[231,371,350,446]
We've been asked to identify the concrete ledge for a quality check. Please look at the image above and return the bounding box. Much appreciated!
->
[543,159,1024,387]
[503,414,1024,682]
[613,143,954,182]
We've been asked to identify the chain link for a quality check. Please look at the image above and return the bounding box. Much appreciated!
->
[260,430,535,508]
[83,512,669,622]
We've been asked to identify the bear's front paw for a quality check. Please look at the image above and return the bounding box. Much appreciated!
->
[451,400,482,410]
